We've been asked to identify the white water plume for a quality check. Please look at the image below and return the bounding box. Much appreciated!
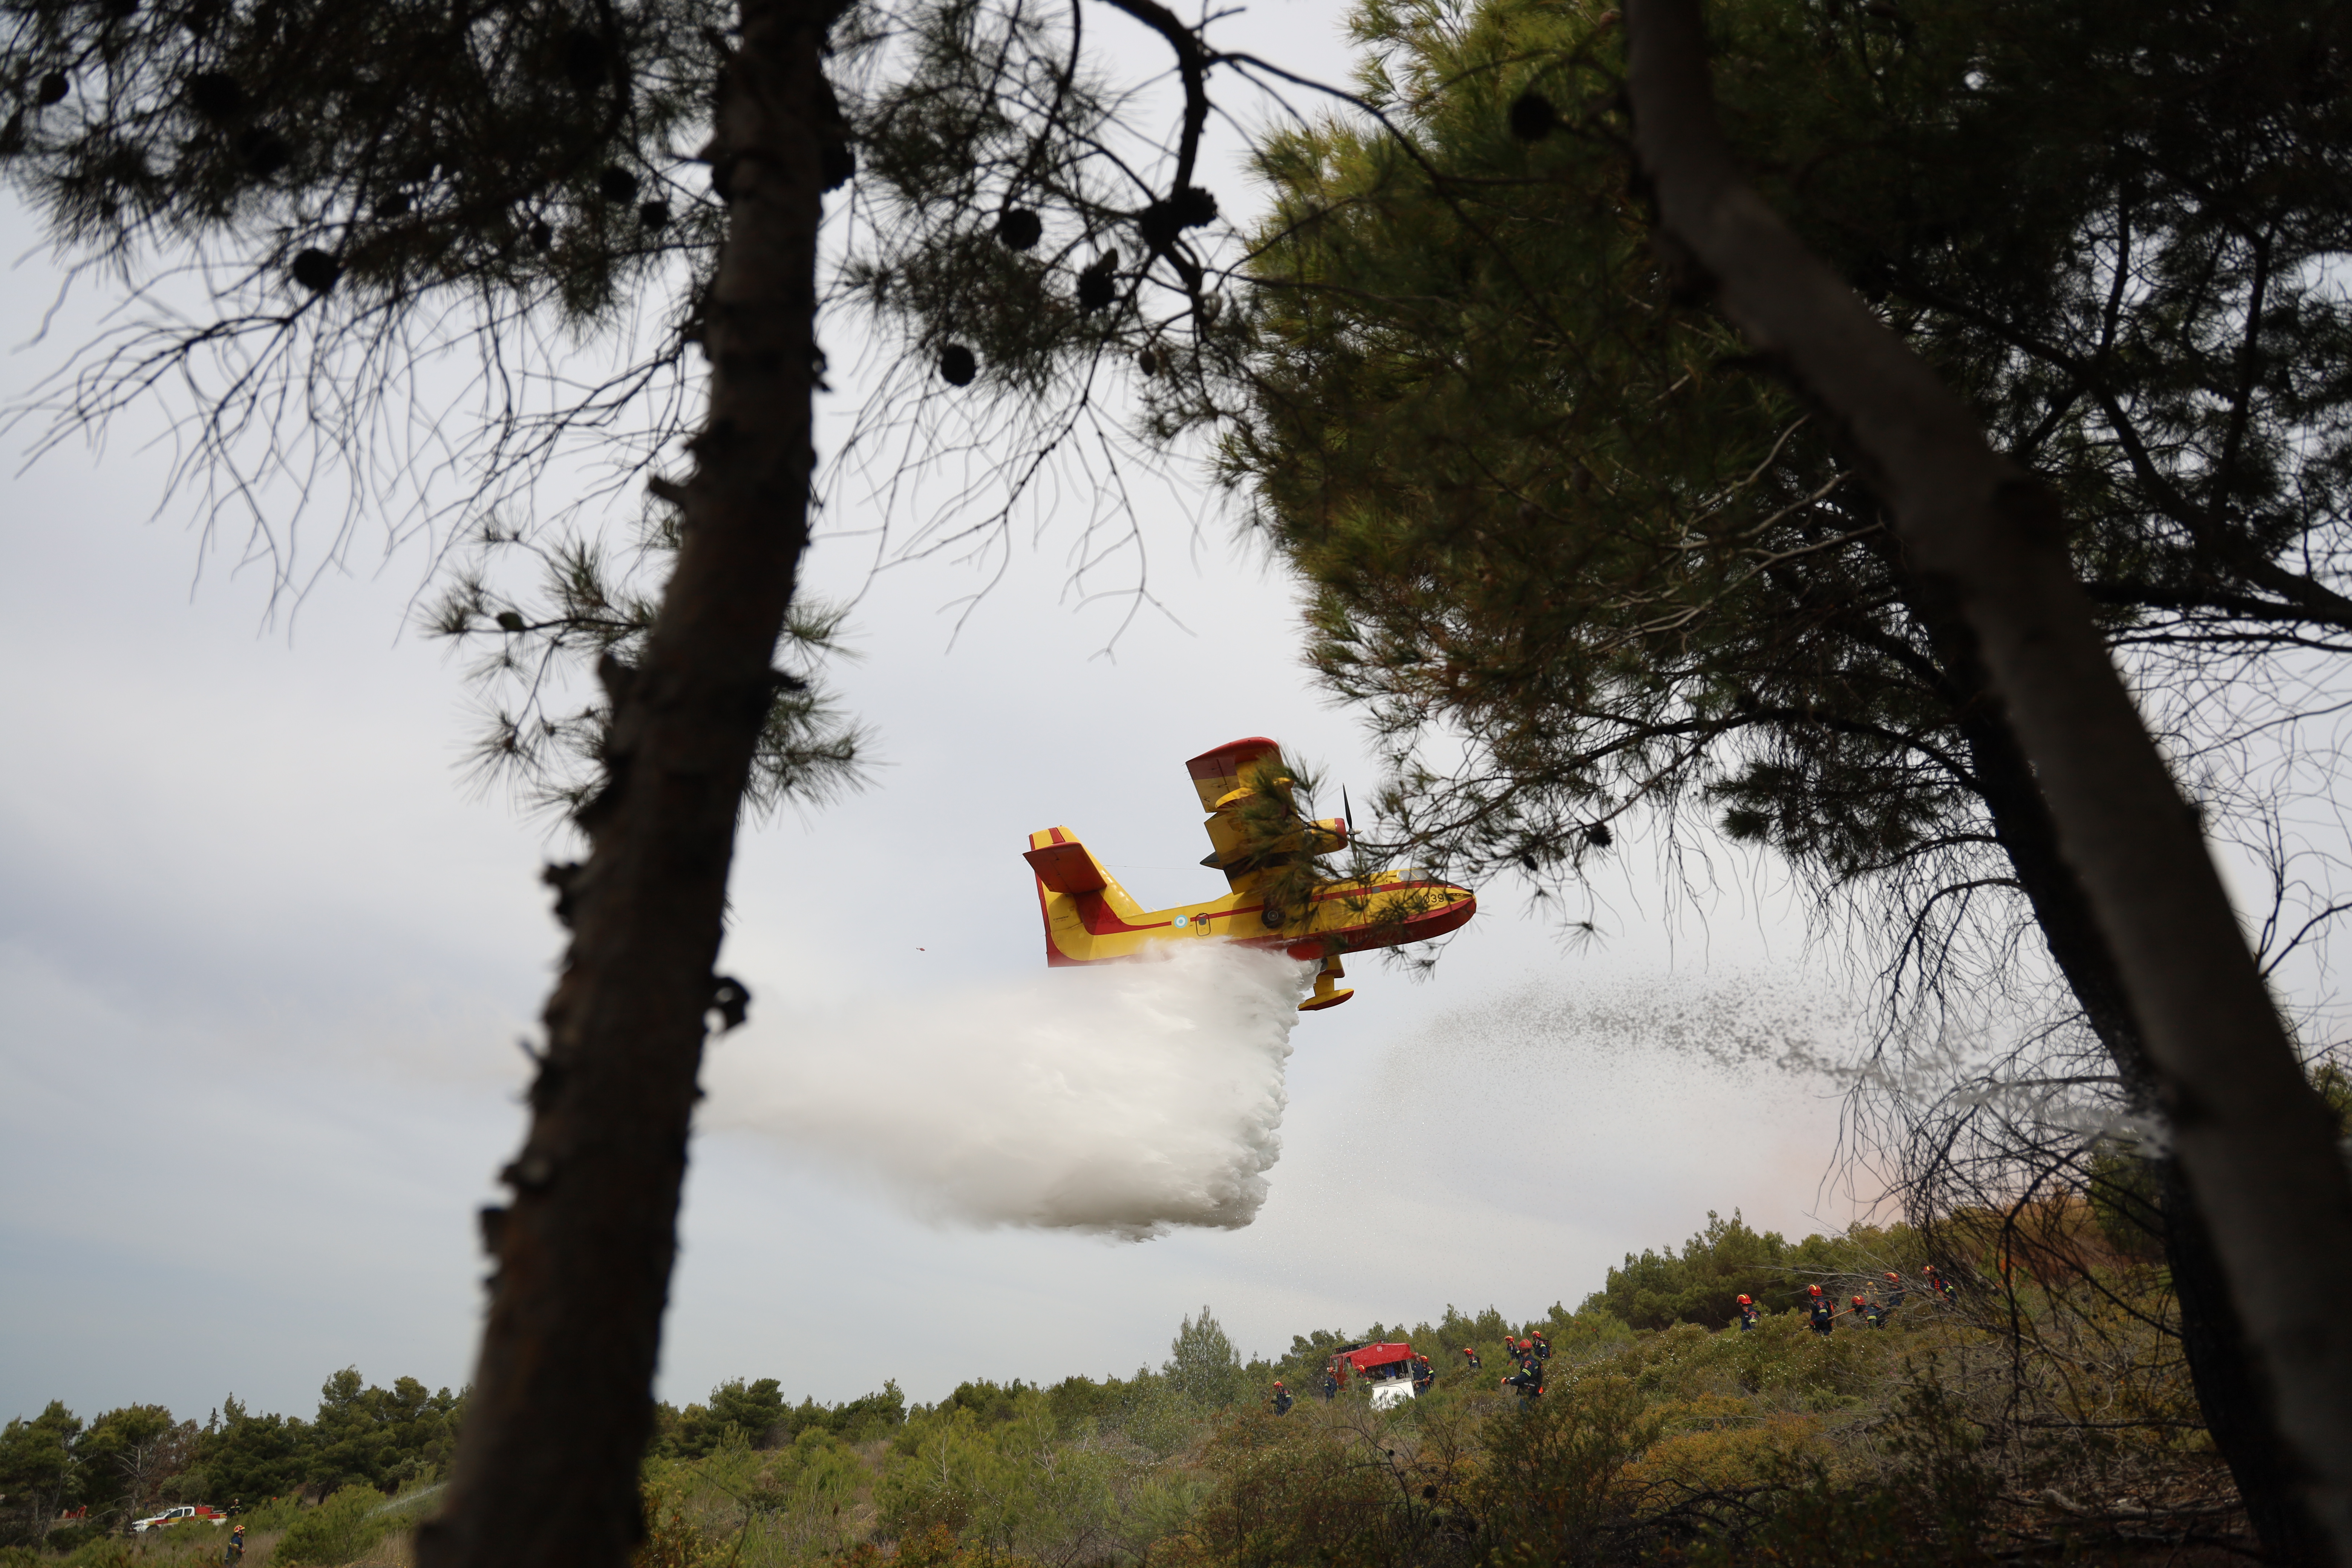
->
[702,943,1312,1240]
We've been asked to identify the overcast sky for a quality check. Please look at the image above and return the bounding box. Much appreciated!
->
[5,3,1898,1430]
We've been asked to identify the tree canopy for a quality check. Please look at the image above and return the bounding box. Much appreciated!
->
[14,0,2352,1553]
[1234,0,2352,971]
[1225,0,2352,1553]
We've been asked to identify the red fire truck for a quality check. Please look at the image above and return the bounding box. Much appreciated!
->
[1333,1341,1419,1409]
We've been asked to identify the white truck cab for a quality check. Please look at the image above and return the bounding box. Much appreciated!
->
[1335,1341,1422,1408]
[132,1505,227,1533]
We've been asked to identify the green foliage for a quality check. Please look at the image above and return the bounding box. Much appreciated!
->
[635,1469,729,1568]
[842,0,1144,398]
[273,1484,399,1567]
[1156,1409,1423,1568]
[819,1383,909,1446]
[0,0,874,832]
[179,1396,310,1503]
[768,1426,867,1515]
[934,1381,1038,1429]
[0,0,726,322]
[304,1370,461,1494]
[661,1378,791,1460]
[1228,0,2352,1055]
[0,1402,83,1544]
[74,1407,196,1534]
[0,1370,465,1548]
[1264,1303,1634,1402]
[710,1378,790,1449]
[1474,1373,1666,1561]
[230,1496,307,1535]
[1161,1307,1250,1411]
[654,1379,905,1461]
[0,1225,2230,1564]
[426,537,871,825]
[876,1384,1200,1564]
[1581,1212,1925,1331]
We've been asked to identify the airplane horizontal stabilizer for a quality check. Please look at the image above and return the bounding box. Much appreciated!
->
[1024,837,1109,895]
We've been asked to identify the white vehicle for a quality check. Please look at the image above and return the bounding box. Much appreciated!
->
[1333,1341,1424,1409]
[131,1504,229,1533]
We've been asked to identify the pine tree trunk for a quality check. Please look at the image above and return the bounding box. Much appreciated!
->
[412,0,838,1560]
[2161,1159,2341,1564]
[1625,0,2352,1556]
[1933,631,2337,1563]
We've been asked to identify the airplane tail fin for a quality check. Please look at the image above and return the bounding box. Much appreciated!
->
[1024,827,1110,896]
[1025,827,1144,965]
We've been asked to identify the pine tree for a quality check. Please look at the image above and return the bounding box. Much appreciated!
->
[0,0,1279,1559]
[1224,0,2352,1553]
[1162,1306,1248,1409]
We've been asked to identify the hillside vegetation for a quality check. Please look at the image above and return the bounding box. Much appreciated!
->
[3,1210,2231,1566]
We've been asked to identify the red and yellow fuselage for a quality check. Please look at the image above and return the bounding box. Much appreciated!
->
[1022,738,1478,1011]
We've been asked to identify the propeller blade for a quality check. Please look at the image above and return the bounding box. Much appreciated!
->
[1342,783,1353,834]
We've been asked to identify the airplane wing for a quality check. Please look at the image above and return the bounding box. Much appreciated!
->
[1185,736,1284,811]
[1187,737,1296,887]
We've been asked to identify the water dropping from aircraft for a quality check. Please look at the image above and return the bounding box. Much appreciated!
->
[701,943,1312,1240]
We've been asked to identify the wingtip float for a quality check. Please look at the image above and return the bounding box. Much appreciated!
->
[1024,737,1478,1013]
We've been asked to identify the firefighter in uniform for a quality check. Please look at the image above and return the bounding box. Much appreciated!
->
[1736,1293,1761,1331]
[1883,1271,1906,1313]
[1412,1355,1435,1396]
[1459,1346,1482,1372]
[1807,1284,1836,1335]
[1527,1329,1551,1363]
[1270,1380,1294,1416]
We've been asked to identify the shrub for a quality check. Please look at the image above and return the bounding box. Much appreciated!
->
[633,1474,723,1568]
[1156,1409,1420,1568]
[274,1485,395,1567]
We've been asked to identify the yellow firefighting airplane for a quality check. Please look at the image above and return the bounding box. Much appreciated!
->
[1024,737,1478,1011]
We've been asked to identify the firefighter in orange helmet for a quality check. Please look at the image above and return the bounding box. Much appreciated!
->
[1736,1293,1761,1332]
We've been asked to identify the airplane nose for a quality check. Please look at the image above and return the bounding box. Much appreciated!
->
[1403,886,1476,941]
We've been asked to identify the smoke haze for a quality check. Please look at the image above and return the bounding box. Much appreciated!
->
[703,944,1313,1240]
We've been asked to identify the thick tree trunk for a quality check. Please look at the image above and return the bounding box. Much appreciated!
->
[2161,1158,2342,1563]
[1624,0,2352,1556]
[1932,632,2336,1562]
[412,0,839,1562]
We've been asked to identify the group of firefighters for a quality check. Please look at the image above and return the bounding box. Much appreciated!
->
[1267,1265,1963,1415]
[1267,1330,1558,1413]
[1739,1263,1959,1336]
